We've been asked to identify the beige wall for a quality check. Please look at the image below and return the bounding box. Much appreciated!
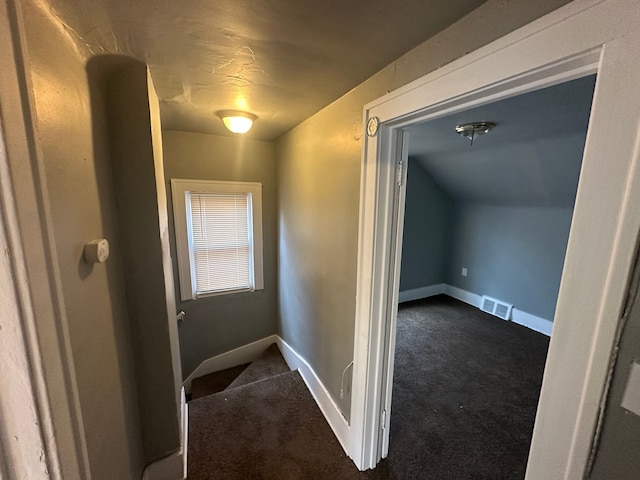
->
[22,2,144,478]
[163,130,278,378]
[276,0,573,420]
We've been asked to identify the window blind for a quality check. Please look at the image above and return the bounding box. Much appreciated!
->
[188,192,253,295]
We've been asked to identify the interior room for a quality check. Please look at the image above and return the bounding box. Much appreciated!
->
[385,75,595,478]
[399,75,596,327]
[3,1,640,480]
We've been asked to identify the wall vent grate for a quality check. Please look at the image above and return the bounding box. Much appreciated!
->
[480,295,513,320]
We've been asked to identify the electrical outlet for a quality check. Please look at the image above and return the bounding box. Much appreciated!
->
[461,267,468,277]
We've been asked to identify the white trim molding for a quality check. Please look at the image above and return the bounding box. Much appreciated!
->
[0,127,52,480]
[512,309,553,337]
[352,0,640,477]
[398,284,445,303]
[183,335,278,393]
[184,336,352,460]
[276,337,351,456]
[446,286,553,337]
[170,179,264,301]
[443,285,482,309]
[142,388,188,480]
[399,284,553,336]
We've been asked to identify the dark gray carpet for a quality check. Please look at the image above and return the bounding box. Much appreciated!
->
[190,363,250,400]
[190,344,290,401]
[226,343,290,390]
[367,295,549,479]
[188,295,549,479]
[188,370,362,479]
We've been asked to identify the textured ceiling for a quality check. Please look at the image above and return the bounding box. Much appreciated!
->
[33,0,486,140]
[407,75,597,207]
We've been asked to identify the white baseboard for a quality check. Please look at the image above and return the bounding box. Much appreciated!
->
[398,284,445,303]
[443,284,482,308]
[182,335,351,458]
[183,334,278,393]
[142,388,188,480]
[180,388,188,479]
[276,337,351,457]
[441,284,552,337]
[512,309,553,336]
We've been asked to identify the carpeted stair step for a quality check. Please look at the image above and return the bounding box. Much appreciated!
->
[188,370,359,480]
[190,363,250,401]
[225,343,290,390]
[191,369,295,407]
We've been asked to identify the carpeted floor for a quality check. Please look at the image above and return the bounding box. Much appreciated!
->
[188,295,549,479]
[189,369,362,479]
[190,344,291,400]
[226,343,290,390]
[368,295,550,479]
[190,363,250,400]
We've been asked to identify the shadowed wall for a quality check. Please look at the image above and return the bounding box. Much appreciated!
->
[22,2,146,477]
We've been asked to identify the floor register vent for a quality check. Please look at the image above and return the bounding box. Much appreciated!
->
[480,295,513,321]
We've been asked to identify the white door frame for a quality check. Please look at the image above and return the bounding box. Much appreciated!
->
[350,0,640,477]
[0,0,89,478]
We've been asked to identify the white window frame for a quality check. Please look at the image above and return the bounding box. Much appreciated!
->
[171,179,264,301]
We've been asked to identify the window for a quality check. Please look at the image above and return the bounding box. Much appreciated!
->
[171,179,263,300]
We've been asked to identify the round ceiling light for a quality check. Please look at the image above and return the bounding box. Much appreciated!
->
[217,110,257,134]
[455,121,495,145]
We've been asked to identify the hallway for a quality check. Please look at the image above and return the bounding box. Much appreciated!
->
[187,296,548,479]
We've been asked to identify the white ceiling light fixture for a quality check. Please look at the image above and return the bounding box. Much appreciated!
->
[455,121,495,145]
[217,110,257,134]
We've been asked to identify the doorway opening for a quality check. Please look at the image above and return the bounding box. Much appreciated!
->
[350,5,640,472]
[383,75,596,477]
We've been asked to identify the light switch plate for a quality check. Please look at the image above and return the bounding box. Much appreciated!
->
[621,361,640,416]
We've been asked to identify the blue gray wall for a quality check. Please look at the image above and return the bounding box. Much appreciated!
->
[400,160,574,321]
[399,158,454,291]
[447,204,573,320]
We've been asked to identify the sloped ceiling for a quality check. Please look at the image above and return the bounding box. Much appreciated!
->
[32,0,486,140]
[407,75,596,207]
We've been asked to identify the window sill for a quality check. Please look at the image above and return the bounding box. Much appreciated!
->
[193,287,262,300]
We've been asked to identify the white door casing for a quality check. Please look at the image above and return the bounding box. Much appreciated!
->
[351,1,640,478]
[377,130,409,460]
